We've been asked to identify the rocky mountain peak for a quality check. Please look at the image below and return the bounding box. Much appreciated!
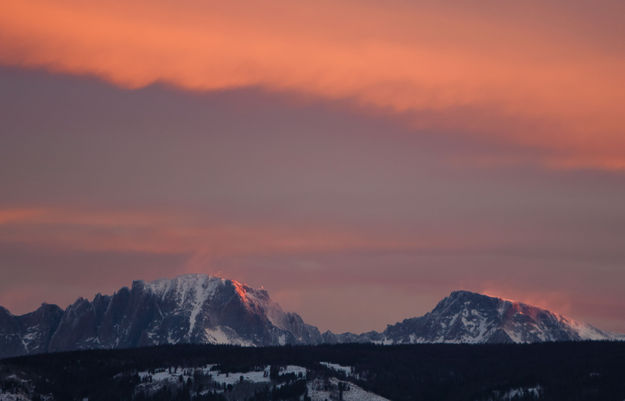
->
[377,290,617,344]
[432,290,502,314]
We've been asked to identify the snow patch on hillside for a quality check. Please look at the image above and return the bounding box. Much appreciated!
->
[0,393,31,401]
[320,362,353,377]
[204,326,253,346]
[307,377,389,401]
[187,277,221,336]
[483,385,542,400]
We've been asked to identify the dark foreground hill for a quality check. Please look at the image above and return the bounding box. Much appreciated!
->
[1,341,625,401]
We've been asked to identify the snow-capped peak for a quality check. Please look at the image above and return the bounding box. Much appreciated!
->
[125,273,322,347]
[137,273,225,298]
[377,290,618,344]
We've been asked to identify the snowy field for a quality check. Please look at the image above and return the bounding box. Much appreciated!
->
[0,393,31,401]
[137,363,309,391]
[307,377,390,401]
[319,361,353,377]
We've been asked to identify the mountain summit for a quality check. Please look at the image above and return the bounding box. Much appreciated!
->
[0,274,321,358]
[0,275,620,358]
[322,290,618,345]
[376,290,614,344]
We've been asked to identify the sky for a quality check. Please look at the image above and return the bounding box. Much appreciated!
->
[1,0,624,334]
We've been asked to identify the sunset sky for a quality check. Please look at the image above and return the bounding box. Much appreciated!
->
[1,0,624,333]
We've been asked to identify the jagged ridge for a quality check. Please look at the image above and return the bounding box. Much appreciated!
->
[0,274,322,358]
[0,276,622,358]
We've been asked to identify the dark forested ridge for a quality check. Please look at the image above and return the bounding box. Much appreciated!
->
[1,342,625,401]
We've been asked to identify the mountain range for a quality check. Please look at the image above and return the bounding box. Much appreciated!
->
[0,274,621,358]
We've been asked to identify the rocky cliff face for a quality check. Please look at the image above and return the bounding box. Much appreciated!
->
[0,303,63,358]
[1,274,322,358]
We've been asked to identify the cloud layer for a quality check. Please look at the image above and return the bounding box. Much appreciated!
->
[2,0,625,168]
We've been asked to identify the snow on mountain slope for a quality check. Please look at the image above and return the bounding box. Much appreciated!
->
[141,274,222,337]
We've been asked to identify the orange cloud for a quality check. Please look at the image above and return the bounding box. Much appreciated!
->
[1,0,624,168]
[0,208,45,224]
[0,207,449,257]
